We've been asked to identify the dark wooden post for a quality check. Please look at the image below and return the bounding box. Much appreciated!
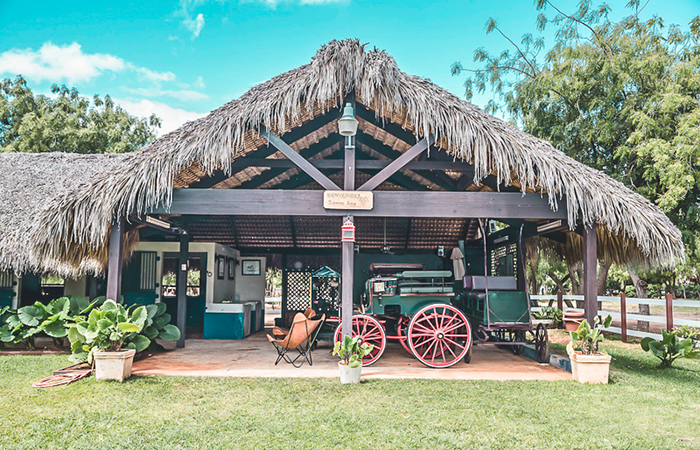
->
[176,231,189,348]
[620,292,627,343]
[106,217,125,303]
[557,290,563,312]
[583,225,598,326]
[665,293,674,332]
[341,133,355,338]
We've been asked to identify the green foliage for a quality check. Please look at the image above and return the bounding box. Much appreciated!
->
[569,315,613,355]
[332,335,374,368]
[67,299,180,363]
[674,325,700,350]
[453,1,700,273]
[533,306,563,325]
[641,329,698,368]
[0,76,160,154]
[67,299,146,363]
[0,296,101,349]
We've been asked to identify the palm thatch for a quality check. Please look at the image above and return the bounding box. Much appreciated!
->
[0,152,135,277]
[31,39,684,271]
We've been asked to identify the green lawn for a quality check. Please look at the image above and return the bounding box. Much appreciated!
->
[1,341,699,450]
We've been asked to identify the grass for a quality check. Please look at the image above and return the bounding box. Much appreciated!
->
[1,341,699,450]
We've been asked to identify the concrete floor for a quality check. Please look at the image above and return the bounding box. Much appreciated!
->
[132,330,571,381]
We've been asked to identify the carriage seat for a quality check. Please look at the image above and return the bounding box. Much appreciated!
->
[463,276,517,291]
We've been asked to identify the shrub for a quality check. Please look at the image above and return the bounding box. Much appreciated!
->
[641,329,698,368]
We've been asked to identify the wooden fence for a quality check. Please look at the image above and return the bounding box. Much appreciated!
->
[531,293,700,342]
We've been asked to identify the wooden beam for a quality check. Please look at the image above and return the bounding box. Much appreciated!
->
[227,158,475,172]
[583,225,598,325]
[358,135,435,191]
[356,133,455,191]
[106,217,125,303]
[176,231,189,348]
[259,125,340,191]
[152,189,568,220]
[238,136,341,190]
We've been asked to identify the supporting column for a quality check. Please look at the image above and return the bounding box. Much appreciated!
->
[176,231,189,348]
[106,217,125,303]
[341,132,355,338]
[583,225,598,325]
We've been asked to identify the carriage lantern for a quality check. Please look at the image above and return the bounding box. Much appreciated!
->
[341,217,355,242]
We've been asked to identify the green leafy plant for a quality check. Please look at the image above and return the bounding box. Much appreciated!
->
[569,315,613,355]
[0,296,101,349]
[68,299,147,363]
[674,325,700,350]
[641,329,699,368]
[533,306,563,325]
[67,299,180,363]
[332,335,374,368]
[131,302,181,350]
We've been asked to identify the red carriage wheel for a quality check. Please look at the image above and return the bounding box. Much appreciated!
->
[408,304,472,368]
[333,315,386,366]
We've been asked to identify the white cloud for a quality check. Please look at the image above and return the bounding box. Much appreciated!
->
[0,42,125,84]
[125,87,209,102]
[194,76,206,89]
[114,98,207,136]
[134,67,176,83]
[183,13,205,38]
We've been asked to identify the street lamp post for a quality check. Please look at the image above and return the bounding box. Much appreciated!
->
[339,102,358,338]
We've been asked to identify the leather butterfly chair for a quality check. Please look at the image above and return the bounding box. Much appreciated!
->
[272,308,317,339]
[267,312,325,368]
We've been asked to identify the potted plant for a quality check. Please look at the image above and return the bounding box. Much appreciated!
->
[566,315,613,384]
[67,300,148,382]
[332,335,374,384]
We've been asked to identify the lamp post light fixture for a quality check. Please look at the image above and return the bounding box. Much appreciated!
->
[338,102,359,137]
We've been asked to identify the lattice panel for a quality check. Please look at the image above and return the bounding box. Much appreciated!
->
[284,269,313,311]
[312,276,341,314]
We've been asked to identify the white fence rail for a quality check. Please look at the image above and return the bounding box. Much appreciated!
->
[530,294,700,341]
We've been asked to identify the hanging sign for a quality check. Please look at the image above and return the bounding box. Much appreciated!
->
[323,191,373,210]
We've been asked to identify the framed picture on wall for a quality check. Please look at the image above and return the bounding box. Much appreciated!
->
[227,257,236,279]
[242,259,261,276]
[217,255,226,279]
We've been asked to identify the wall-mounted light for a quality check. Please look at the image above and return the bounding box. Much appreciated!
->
[537,220,563,233]
[338,103,358,137]
[145,215,171,230]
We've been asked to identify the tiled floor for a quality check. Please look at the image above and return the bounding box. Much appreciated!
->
[131,331,571,381]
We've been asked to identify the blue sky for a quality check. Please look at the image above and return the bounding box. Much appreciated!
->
[1,0,698,135]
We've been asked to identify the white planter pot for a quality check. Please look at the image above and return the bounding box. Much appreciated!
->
[94,349,136,382]
[567,343,611,384]
[338,362,362,384]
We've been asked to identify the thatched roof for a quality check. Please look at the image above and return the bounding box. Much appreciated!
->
[0,152,131,276]
[30,39,684,272]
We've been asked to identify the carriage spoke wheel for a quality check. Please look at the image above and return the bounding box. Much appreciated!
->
[534,323,549,363]
[333,315,386,366]
[408,304,471,368]
[509,330,525,355]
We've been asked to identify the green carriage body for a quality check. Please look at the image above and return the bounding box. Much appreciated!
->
[452,275,530,327]
[364,269,455,316]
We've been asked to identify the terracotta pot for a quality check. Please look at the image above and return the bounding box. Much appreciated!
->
[94,348,136,382]
[563,310,585,332]
[338,362,361,384]
[567,343,611,384]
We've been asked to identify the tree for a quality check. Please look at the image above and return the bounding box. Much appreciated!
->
[452,0,700,298]
[0,76,160,153]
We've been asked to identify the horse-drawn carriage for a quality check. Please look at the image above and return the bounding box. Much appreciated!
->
[326,229,549,368]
